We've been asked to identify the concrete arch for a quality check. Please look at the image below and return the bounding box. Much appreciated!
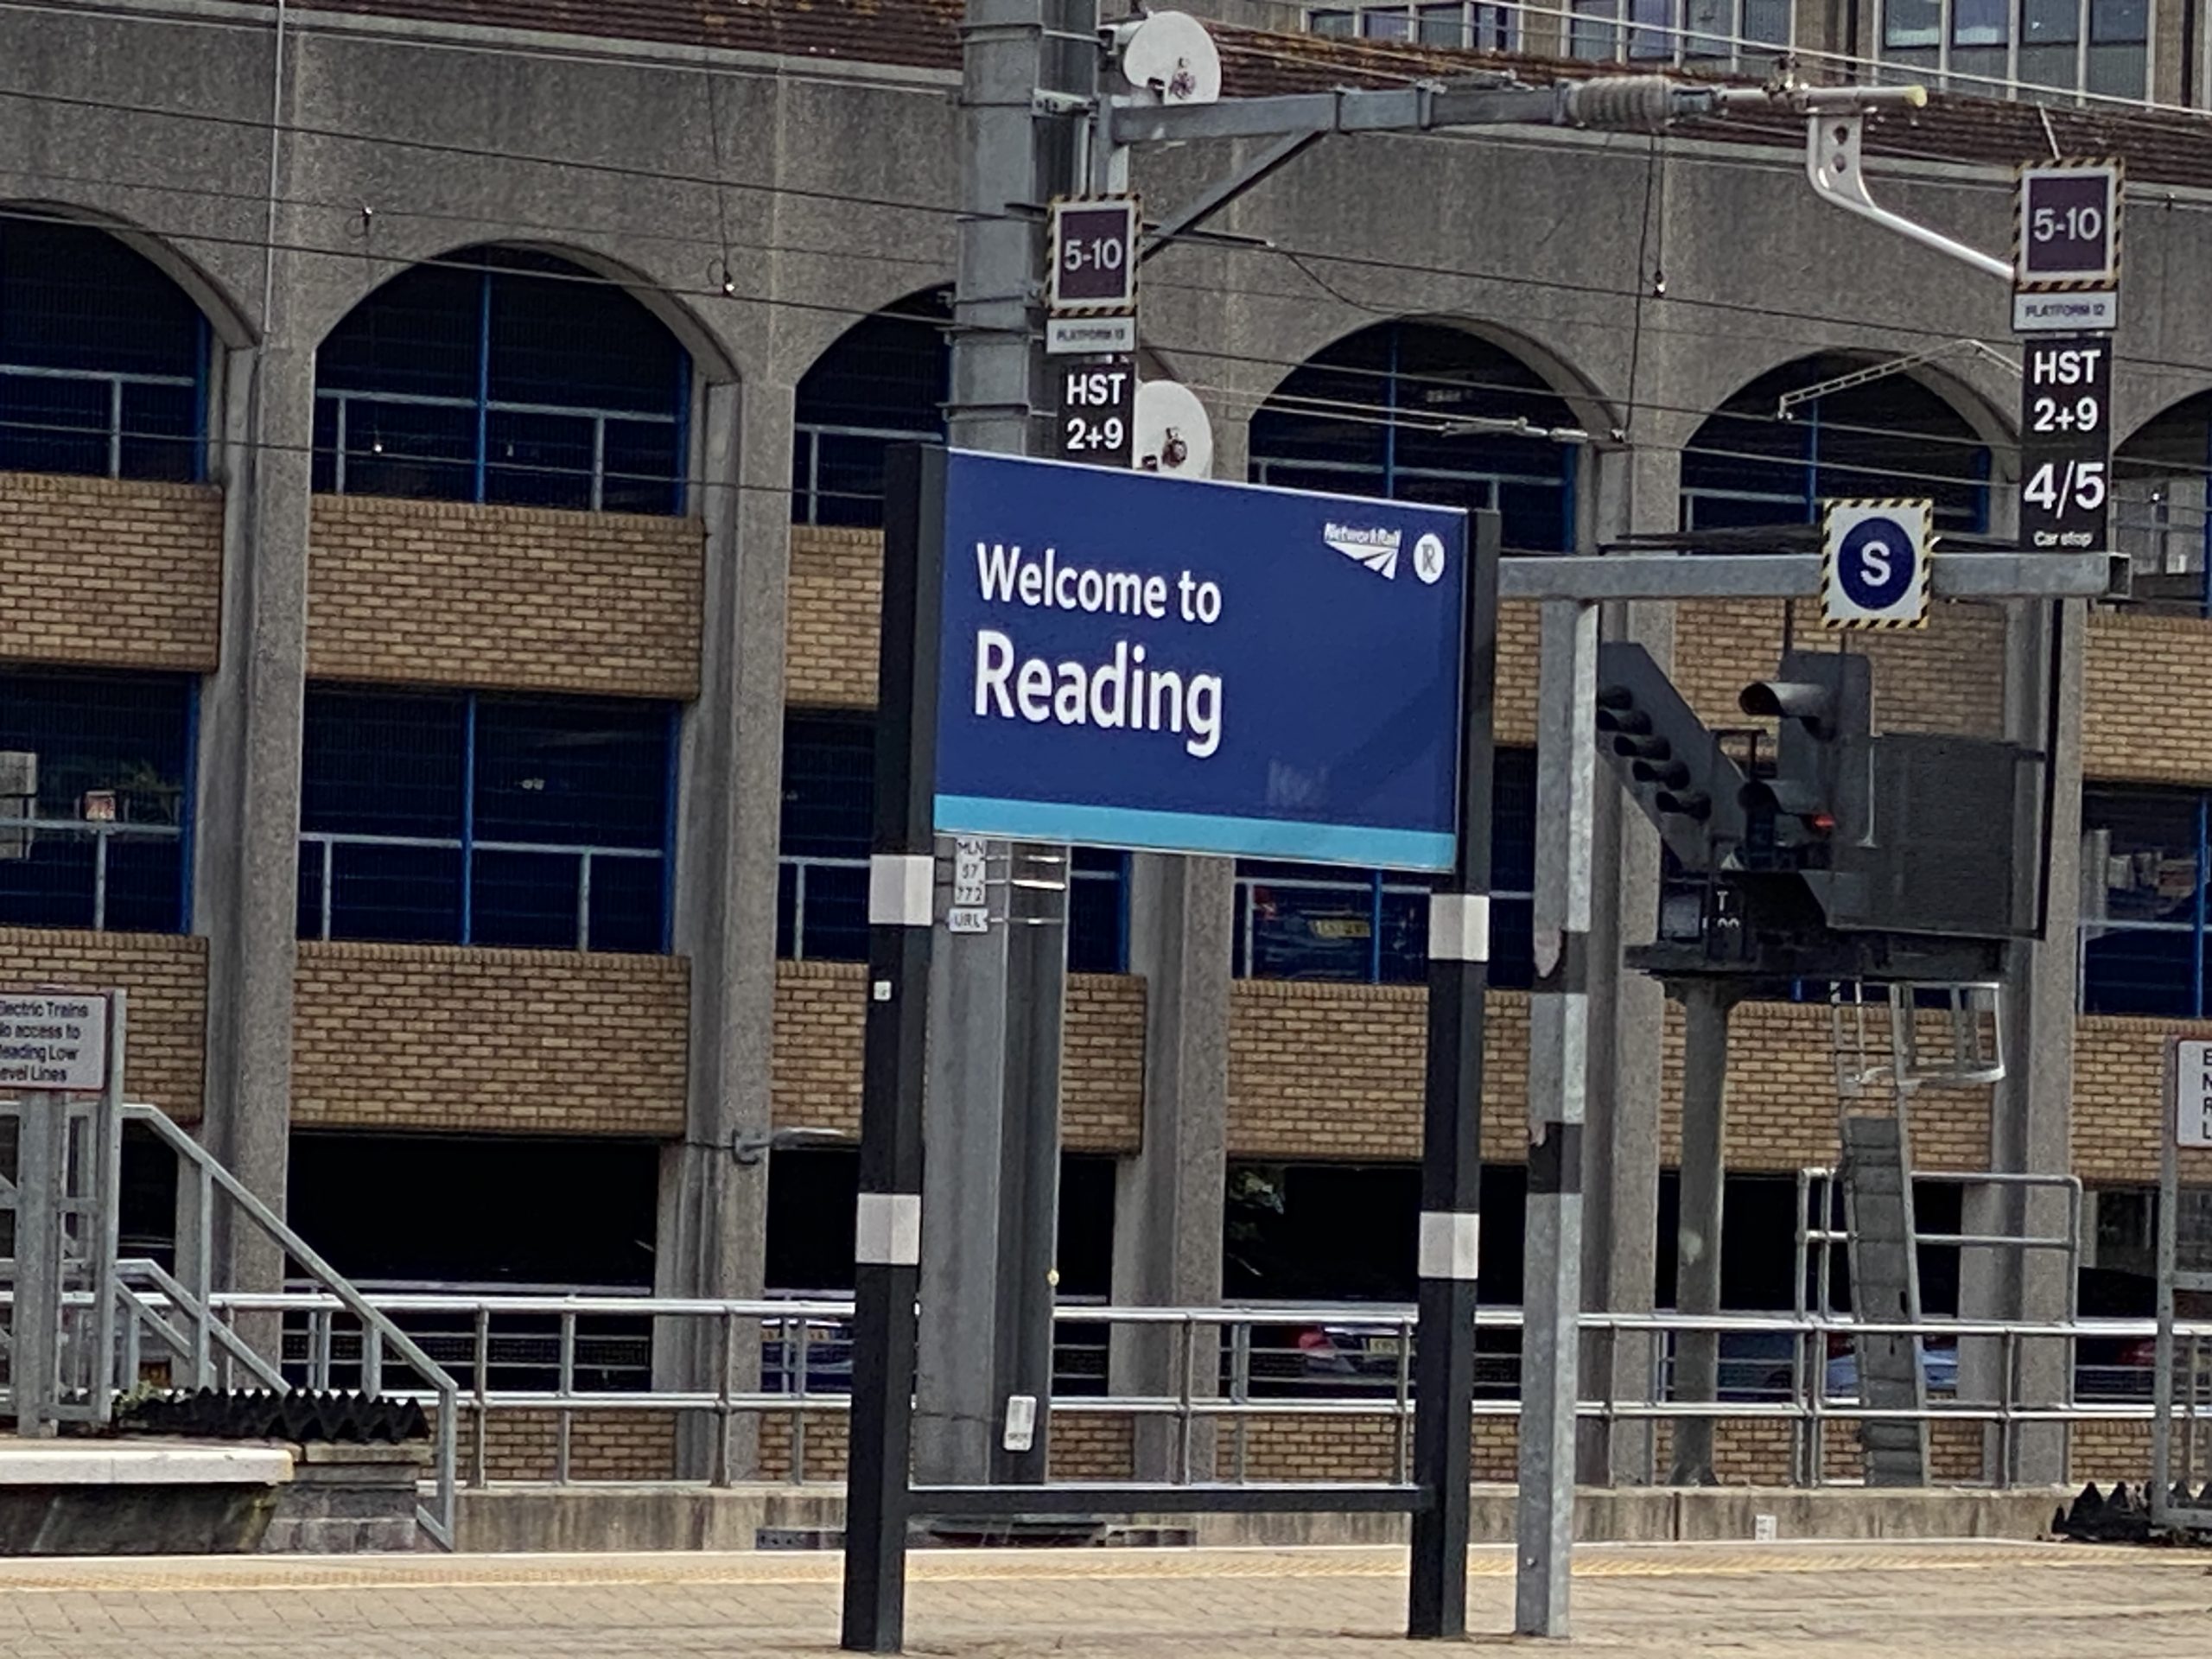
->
[307,238,743,387]
[1,199,256,349]
[1249,312,1619,446]
[2116,380,2212,454]
[1688,346,2017,463]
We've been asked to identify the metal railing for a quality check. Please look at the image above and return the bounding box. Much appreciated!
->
[317,388,679,512]
[0,814,185,931]
[0,361,198,480]
[1305,0,2166,111]
[779,853,1124,965]
[186,1293,2208,1494]
[298,830,664,952]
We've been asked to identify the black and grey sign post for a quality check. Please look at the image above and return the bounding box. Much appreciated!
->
[842,447,944,1653]
[1408,511,1500,1638]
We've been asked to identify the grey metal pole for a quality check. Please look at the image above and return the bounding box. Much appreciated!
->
[916,0,1087,1491]
[13,1090,63,1438]
[1516,599,1597,1637]
[1670,980,1732,1485]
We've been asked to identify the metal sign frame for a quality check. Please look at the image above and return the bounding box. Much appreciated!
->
[840,444,1501,1650]
[2153,1038,2212,1533]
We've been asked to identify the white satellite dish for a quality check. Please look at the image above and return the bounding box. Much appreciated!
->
[1117,10,1223,106]
[1134,380,1214,479]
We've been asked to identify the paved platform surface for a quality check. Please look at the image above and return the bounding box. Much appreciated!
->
[0,1540,2206,1657]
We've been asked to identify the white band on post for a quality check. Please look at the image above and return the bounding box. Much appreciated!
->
[855,1193,923,1267]
[868,854,934,927]
[1418,1210,1481,1281]
[1427,893,1491,963]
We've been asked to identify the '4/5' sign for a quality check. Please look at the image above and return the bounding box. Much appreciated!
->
[2019,337,2111,552]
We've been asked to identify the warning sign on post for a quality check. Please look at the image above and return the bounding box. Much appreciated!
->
[2177,1038,2212,1148]
[0,990,109,1092]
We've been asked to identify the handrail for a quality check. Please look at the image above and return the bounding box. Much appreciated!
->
[119,1105,462,1548]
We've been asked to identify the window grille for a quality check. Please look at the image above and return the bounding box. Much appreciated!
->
[2081,787,2208,1017]
[0,669,194,933]
[298,685,675,952]
[778,712,1128,969]
[1231,751,1537,987]
[313,249,689,515]
[1678,357,1993,536]
[791,291,950,528]
[0,218,207,482]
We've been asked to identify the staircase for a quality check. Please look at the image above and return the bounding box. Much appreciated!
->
[1839,1113,1929,1486]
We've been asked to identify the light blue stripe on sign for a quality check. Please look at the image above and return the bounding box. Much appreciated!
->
[933,794,1456,873]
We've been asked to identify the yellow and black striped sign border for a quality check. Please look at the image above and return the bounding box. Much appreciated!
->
[2011,156,2124,294]
[1821,497,1934,632]
[1046,193,1144,317]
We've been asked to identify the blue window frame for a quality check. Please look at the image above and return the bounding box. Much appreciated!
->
[778,712,1128,971]
[1249,320,1580,556]
[2082,787,2208,1017]
[313,249,689,515]
[0,217,207,482]
[791,291,950,529]
[0,670,194,933]
[1680,357,1992,535]
[298,686,675,952]
[1230,750,1537,988]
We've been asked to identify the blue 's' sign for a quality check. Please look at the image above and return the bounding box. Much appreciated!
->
[931,451,1468,870]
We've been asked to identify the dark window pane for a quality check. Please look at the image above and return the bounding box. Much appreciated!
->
[2085,788,2200,924]
[1885,0,1940,47]
[2082,928,2197,1017]
[588,854,665,954]
[1952,0,2005,44]
[327,842,464,944]
[2090,0,2147,42]
[486,255,680,413]
[602,417,684,516]
[302,689,466,839]
[483,408,595,510]
[2024,0,2080,44]
[1417,3,1467,44]
[332,398,477,502]
[781,715,874,860]
[792,860,868,961]
[0,220,195,374]
[472,848,582,950]
[1068,849,1127,973]
[0,371,110,474]
[118,381,198,482]
[0,669,191,933]
[317,263,483,400]
[791,297,949,524]
[474,698,669,849]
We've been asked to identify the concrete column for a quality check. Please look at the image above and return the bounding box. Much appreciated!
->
[1108,854,1233,1480]
[656,378,787,1476]
[194,333,315,1302]
[1576,438,1677,1486]
[1961,595,2084,1485]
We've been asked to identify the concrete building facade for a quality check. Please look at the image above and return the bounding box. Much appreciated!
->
[5,0,2212,1485]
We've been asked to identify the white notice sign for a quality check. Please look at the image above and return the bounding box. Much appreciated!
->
[2177,1039,2212,1148]
[0,990,109,1092]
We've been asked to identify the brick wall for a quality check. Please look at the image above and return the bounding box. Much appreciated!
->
[2085,607,2212,781]
[787,526,882,708]
[1670,599,2005,737]
[454,1408,679,1483]
[1225,984,1986,1174]
[0,474,222,671]
[2074,1014,2212,1185]
[1660,1000,1993,1175]
[308,495,702,699]
[772,959,1144,1151]
[0,929,205,1122]
[1225,981,1528,1162]
[291,941,688,1135]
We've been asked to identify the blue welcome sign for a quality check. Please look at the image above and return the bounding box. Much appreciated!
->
[930,450,1469,871]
